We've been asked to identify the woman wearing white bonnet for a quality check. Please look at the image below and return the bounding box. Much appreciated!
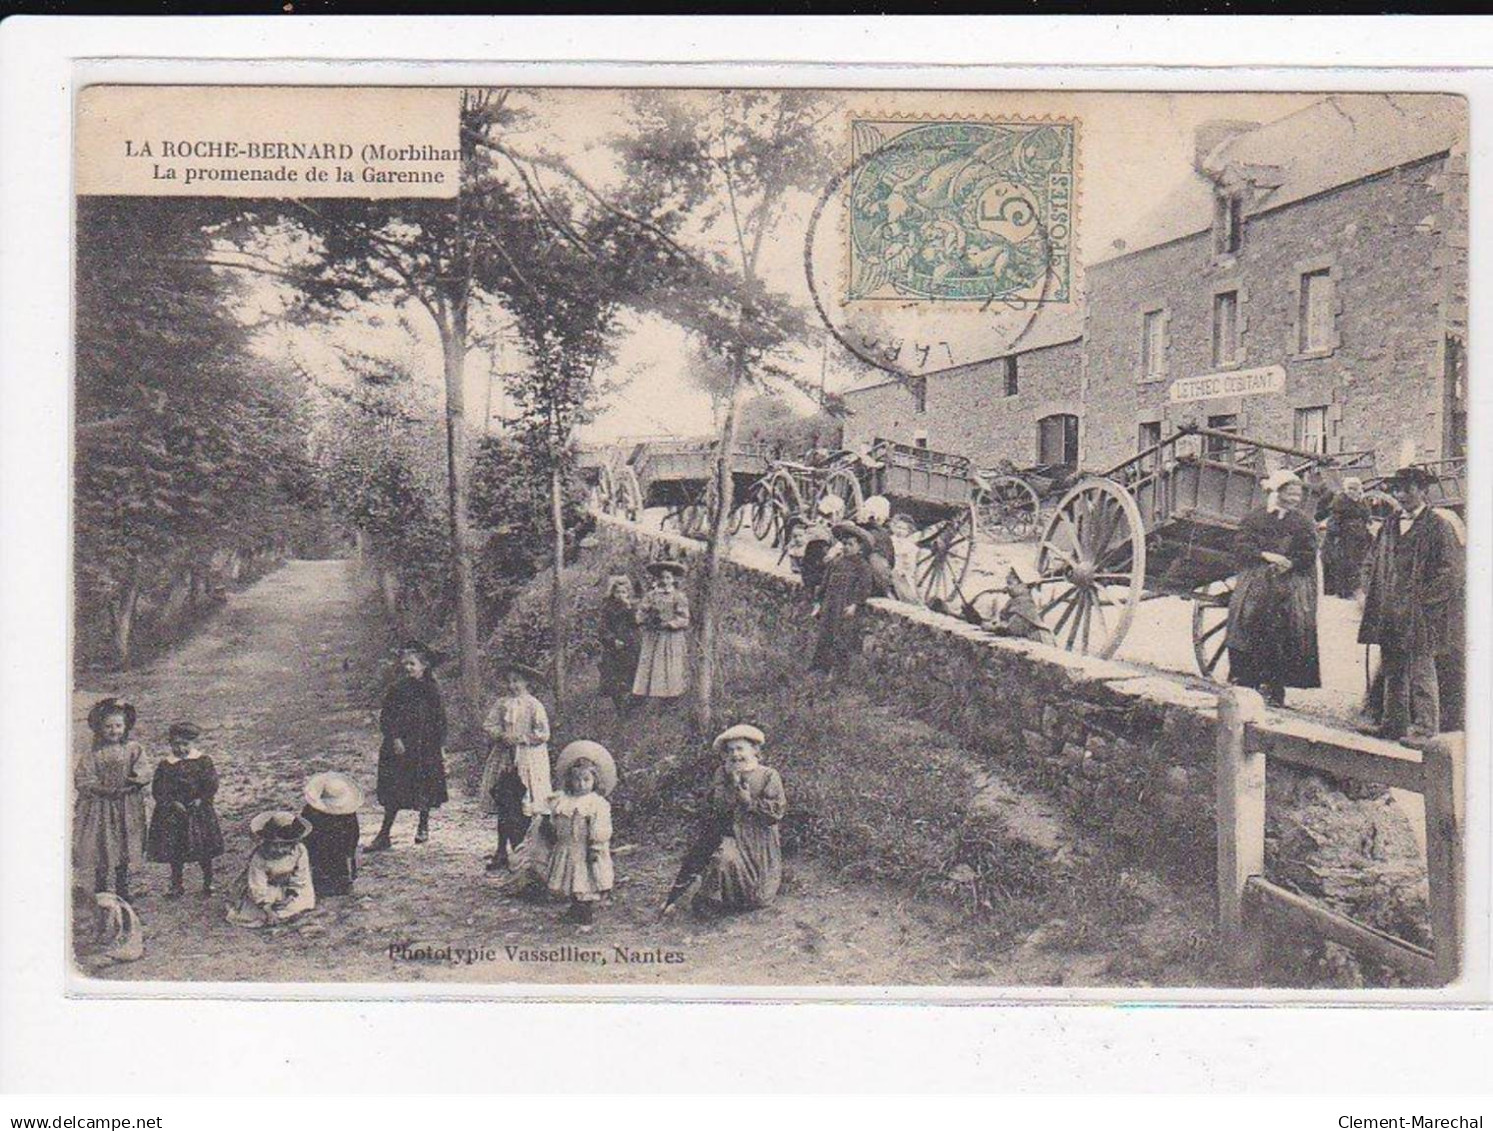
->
[1225,467,1322,706]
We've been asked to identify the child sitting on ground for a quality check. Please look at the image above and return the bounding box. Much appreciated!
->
[982,565,1053,644]
[224,811,316,928]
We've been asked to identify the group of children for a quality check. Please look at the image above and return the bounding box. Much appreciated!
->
[596,559,694,714]
[478,656,788,925]
[76,644,789,942]
[76,696,365,933]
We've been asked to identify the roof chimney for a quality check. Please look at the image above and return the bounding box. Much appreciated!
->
[1193,119,1261,178]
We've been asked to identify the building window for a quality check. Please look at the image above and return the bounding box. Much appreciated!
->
[1212,290,1240,366]
[1294,405,1329,455]
[911,377,927,415]
[1298,269,1335,353]
[1138,420,1162,454]
[1141,309,1166,381]
[1003,355,1019,397]
[1204,413,1239,458]
[1038,413,1079,468]
[1214,193,1242,255]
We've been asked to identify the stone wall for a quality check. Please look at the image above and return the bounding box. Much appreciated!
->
[588,515,1430,965]
[842,338,1083,467]
[1083,154,1457,471]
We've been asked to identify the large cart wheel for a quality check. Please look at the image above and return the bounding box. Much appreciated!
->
[1191,577,1235,682]
[915,502,977,608]
[819,467,864,522]
[975,474,1041,541]
[610,466,643,523]
[1034,478,1146,658]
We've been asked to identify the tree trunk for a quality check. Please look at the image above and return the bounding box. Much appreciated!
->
[550,459,567,712]
[111,566,141,669]
[378,565,402,626]
[438,308,485,736]
[693,364,747,729]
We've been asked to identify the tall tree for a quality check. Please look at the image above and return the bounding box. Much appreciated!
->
[616,90,830,725]
[213,90,534,730]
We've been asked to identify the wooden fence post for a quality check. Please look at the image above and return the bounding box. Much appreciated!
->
[1216,687,1267,964]
[1422,732,1466,985]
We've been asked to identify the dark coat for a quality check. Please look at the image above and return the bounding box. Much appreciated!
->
[1359,506,1464,656]
[812,551,875,670]
[1322,493,1373,597]
[300,804,359,895]
[145,755,225,863]
[862,523,897,597]
[1226,506,1322,690]
[376,674,448,810]
[597,595,641,700]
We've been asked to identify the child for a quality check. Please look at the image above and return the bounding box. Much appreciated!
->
[888,513,925,606]
[794,495,843,605]
[506,741,616,926]
[225,811,316,928]
[74,698,150,899]
[983,565,1054,644]
[632,560,691,704]
[663,724,786,915]
[480,662,551,871]
[145,722,225,897]
[597,575,641,715]
[300,772,363,897]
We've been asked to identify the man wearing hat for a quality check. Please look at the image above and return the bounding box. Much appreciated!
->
[811,522,876,672]
[1358,465,1465,743]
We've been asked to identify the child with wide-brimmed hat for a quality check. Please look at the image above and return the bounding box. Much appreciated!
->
[146,722,225,897]
[224,811,316,928]
[503,741,617,927]
[75,697,150,900]
[300,772,364,897]
[480,661,551,871]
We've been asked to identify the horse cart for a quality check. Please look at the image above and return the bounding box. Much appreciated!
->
[632,438,775,539]
[973,461,1081,541]
[1007,425,1373,679]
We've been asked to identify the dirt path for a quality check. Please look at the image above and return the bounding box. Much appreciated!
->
[75,559,1218,988]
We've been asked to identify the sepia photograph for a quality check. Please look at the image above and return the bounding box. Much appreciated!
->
[67,82,1470,994]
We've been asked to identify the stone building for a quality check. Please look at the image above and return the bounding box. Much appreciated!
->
[840,94,1468,477]
[840,307,1084,468]
[1082,92,1468,473]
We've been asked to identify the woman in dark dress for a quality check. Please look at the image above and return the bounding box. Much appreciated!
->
[597,574,641,714]
[811,523,876,673]
[300,771,363,896]
[1226,472,1322,706]
[145,722,225,896]
[1321,476,1373,598]
[367,640,449,851]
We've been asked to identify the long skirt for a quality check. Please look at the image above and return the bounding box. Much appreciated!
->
[1227,565,1322,690]
[633,627,689,698]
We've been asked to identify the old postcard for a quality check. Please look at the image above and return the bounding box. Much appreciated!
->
[68,82,1474,997]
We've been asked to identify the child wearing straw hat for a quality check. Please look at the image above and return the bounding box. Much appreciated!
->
[300,772,363,897]
[224,811,316,928]
[145,722,225,897]
[504,740,616,926]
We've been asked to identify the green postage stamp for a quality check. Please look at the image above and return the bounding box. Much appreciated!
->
[847,118,1076,304]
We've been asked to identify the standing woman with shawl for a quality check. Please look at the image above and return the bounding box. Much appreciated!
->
[1225,470,1322,706]
[367,640,449,851]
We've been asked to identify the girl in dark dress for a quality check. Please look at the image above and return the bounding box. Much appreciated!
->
[811,523,876,673]
[300,772,363,896]
[367,641,449,851]
[1226,472,1322,706]
[146,722,225,896]
[596,575,641,714]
